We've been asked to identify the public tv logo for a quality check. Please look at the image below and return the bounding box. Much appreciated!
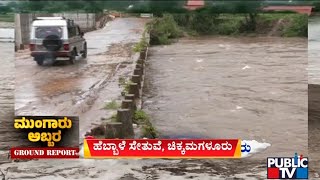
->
[267,153,308,179]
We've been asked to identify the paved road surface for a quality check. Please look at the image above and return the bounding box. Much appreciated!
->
[0,28,15,150]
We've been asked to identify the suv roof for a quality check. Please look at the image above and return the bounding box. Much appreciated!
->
[35,17,65,20]
[32,17,76,27]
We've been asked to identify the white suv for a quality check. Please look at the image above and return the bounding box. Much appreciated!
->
[29,17,87,65]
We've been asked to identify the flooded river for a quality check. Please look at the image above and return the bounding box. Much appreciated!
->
[0,28,15,150]
[308,16,320,177]
[144,37,308,159]
[0,20,309,179]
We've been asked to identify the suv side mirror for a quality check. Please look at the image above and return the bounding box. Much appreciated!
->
[80,32,84,37]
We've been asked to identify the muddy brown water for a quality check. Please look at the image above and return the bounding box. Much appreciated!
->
[0,28,16,150]
[143,36,308,160]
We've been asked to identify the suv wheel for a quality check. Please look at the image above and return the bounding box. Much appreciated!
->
[35,57,44,66]
[82,44,87,58]
[69,49,76,64]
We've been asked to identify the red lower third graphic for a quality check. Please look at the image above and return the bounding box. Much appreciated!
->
[10,147,79,159]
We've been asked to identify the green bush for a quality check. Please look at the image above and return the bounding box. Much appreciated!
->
[118,77,126,86]
[0,5,13,14]
[119,79,133,96]
[132,109,158,138]
[142,125,158,139]
[133,110,149,124]
[173,13,191,27]
[133,37,148,52]
[173,11,220,35]
[110,113,117,122]
[149,14,182,45]
[104,100,119,110]
[216,19,241,35]
[148,12,306,42]
[189,12,218,35]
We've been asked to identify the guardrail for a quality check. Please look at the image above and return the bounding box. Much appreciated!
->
[105,36,150,138]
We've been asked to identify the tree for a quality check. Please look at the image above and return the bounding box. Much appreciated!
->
[216,0,264,32]
[0,4,12,14]
[7,1,19,11]
[147,0,187,17]
[235,1,262,31]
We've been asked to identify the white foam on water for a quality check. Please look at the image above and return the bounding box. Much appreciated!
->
[196,58,203,63]
[218,44,231,50]
[242,65,251,70]
[241,140,271,158]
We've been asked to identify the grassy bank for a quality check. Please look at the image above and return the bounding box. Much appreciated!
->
[0,14,14,22]
[256,13,307,37]
[148,13,307,45]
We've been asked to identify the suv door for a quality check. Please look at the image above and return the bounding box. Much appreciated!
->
[76,26,85,51]
[68,26,77,53]
[68,26,83,54]
[74,26,84,53]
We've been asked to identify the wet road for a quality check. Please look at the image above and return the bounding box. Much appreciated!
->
[15,18,146,138]
[144,37,308,159]
[308,16,320,178]
[0,158,267,180]
[0,28,15,150]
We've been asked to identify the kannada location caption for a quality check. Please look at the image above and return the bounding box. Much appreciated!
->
[83,139,242,158]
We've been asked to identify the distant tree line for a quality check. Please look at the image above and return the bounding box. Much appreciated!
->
[1,0,137,13]
[0,3,13,14]
[1,0,319,13]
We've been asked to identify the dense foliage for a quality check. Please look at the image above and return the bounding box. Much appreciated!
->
[2,0,319,13]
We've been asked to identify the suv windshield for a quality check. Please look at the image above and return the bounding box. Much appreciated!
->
[35,26,62,39]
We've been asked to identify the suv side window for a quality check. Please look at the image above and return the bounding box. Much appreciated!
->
[75,26,80,36]
[68,26,76,38]
[79,27,83,36]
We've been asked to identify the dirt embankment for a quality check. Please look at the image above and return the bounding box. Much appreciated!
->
[256,18,288,36]
[252,14,307,37]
